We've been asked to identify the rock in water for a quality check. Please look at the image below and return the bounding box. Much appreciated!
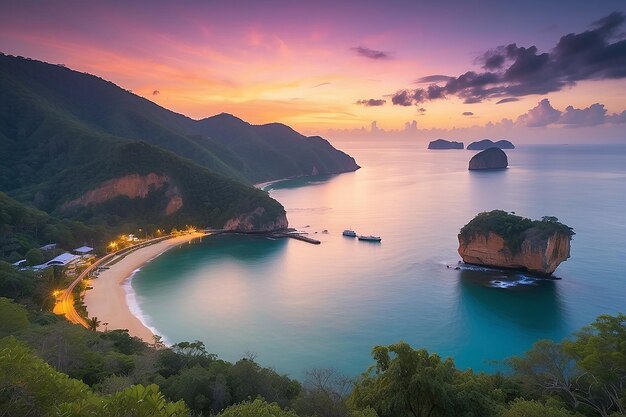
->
[428,139,464,149]
[468,147,508,170]
[457,210,574,275]
[467,139,515,150]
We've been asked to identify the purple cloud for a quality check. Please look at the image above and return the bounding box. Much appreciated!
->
[390,12,626,106]
[351,46,391,60]
[462,111,474,116]
[517,99,562,127]
[355,98,386,106]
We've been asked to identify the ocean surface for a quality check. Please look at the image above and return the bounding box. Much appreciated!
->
[131,142,626,379]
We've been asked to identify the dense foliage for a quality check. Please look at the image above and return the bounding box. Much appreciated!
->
[459,210,575,254]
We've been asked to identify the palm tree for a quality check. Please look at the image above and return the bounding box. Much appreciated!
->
[88,316,101,331]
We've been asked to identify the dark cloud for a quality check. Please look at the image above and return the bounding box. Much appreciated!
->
[496,98,519,104]
[414,75,453,83]
[390,12,626,106]
[351,46,391,60]
[355,98,386,106]
[462,111,474,116]
[417,107,426,113]
[313,82,330,88]
[152,90,160,95]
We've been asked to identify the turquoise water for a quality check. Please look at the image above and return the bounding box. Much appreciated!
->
[132,142,626,379]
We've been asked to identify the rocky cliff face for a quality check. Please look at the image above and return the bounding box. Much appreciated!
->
[61,173,183,215]
[469,147,508,170]
[223,207,288,232]
[458,229,571,275]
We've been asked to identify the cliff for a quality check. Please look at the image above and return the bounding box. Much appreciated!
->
[457,210,574,275]
[428,139,464,149]
[223,207,289,232]
[469,147,508,170]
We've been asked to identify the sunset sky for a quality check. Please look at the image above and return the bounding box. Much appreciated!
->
[1,0,625,141]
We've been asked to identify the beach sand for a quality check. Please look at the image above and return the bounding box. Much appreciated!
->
[83,232,206,344]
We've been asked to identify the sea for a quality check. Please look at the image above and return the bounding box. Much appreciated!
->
[129,141,626,379]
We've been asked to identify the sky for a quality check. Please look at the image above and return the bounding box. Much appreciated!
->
[1,0,625,142]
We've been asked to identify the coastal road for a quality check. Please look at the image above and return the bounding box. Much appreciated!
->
[53,236,173,328]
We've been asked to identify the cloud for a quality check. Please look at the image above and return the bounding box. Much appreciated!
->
[559,103,607,127]
[313,82,330,88]
[496,97,519,104]
[414,75,453,83]
[606,110,626,123]
[389,12,626,106]
[351,46,391,60]
[355,98,386,106]
[152,90,160,95]
[417,107,426,113]
[517,99,562,127]
[462,111,474,116]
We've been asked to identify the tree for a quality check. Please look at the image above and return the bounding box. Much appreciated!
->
[509,314,626,417]
[349,342,458,417]
[25,248,44,266]
[0,297,30,336]
[498,399,584,417]
[88,316,101,331]
[217,398,300,417]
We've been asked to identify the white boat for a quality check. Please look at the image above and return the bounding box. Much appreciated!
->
[342,229,357,237]
[358,235,381,242]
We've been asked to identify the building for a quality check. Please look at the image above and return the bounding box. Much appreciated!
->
[73,246,94,255]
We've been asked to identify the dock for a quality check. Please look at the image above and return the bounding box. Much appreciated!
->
[271,232,321,245]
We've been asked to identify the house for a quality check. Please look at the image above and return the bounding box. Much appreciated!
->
[40,243,57,251]
[73,246,94,255]
[33,252,81,270]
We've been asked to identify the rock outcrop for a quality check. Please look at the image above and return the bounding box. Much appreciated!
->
[428,139,464,149]
[61,173,183,215]
[458,210,574,275]
[223,207,288,232]
[468,147,508,170]
[467,139,515,150]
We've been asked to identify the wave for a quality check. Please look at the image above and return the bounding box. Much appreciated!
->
[123,268,173,347]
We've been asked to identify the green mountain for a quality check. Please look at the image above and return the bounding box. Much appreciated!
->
[0,54,288,233]
[0,54,359,183]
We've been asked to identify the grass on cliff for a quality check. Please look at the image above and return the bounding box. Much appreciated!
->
[459,210,575,254]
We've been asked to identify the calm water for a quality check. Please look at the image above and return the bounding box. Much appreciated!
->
[131,142,626,378]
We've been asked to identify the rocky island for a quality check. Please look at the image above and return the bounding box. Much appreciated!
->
[467,139,515,150]
[428,139,464,149]
[468,147,508,170]
[458,210,574,275]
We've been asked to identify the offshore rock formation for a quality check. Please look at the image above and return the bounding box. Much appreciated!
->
[469,148,508,170]
[458,210,574,275]
[467,139,515,150]
[223,207,289,232]
[428,139,464,149]
[61,173,182,215]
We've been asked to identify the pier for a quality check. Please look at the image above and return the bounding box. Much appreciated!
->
[272,232,321,245]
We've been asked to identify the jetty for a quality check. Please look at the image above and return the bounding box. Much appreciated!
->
[271,231,321,245]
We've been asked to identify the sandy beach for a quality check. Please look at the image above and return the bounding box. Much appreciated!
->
[83,232,207,344]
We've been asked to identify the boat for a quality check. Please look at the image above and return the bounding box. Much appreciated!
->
[358,235,381,242]
[342,229,357,237]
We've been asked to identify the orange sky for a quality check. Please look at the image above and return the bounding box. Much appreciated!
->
[1,1,624,136]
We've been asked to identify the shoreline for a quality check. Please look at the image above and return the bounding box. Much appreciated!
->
[83,232,207,344]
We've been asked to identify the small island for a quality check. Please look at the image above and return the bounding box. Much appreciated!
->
[468,147,508,170]
[458,210,574,275]
[467,139,515,150]
[428,139,464,149]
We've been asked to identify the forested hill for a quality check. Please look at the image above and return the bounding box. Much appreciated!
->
[0,54,286,233]
[0,54,359,183]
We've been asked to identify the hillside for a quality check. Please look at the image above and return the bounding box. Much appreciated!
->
[0,55,286,233]
[0,54,359,184]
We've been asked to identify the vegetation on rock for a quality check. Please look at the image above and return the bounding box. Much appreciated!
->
[459,210,575,254]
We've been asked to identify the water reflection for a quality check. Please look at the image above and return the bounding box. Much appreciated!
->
[457,266,565,331]
[198,234,289,263]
